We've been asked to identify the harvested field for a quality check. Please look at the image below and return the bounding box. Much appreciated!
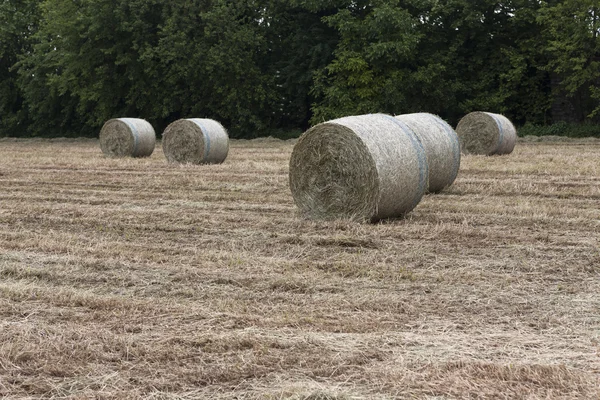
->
[0,137,599,399]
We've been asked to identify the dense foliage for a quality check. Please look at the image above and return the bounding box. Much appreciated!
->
[518,121,600,138]
[1,0,599,138]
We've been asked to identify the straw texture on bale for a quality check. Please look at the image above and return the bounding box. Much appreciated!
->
[99,118,155,158]
[99,118,156,158]
[289,114,428,222]
[162,118,229,165]
[456,112,517,155]
[394,113,461,193]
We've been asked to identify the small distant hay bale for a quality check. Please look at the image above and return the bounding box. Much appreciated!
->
[289,113,428,222]
[99,118,156,158]
[395,113,461,193]
[162,118,229,164]
[455,112,517,155]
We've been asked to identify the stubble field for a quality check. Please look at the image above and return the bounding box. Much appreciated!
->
[0,137,599,399]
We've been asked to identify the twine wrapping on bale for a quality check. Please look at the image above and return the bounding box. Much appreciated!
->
[289,113,428,222]
[395,113,461,193]
[99,118,156,158]
[455,112,517,155]
[162,118,229,164]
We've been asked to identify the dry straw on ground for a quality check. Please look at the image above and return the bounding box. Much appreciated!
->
[0,138,599,398]
[289,113,428,222]
[456,111,517,155]
[99,118,155,158]
[395,113,461,192]
[162,118,229,164]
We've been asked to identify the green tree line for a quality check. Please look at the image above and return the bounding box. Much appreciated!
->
[1,0,599,138]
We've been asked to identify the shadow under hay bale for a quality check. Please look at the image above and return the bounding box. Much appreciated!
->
[456,111,517,156]
[289,113,428,222]
[99,118,156,158]
[395,113,461,193]
[162,118,229,165]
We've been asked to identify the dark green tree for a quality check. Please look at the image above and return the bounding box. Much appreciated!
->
[259,0,339,131]
[410,0,551,125]
[538,0,600,120]
[0,0,39,136]
[16,0,167,136]
[2,0,598,137]
[310,0,421,123]
[15,0,284,137]
[194,0,277,137]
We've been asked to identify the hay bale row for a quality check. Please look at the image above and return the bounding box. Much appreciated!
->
[456,111,517,155]
[394,113,461,193]
[289,113,429,222]
[99,118,229,164]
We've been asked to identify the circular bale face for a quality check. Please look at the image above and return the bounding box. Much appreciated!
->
[162,119,229,165]
[162,120,206,164]
[289,123,380,221]
[289,114,428,222]
[455,112,501,155]
[99,120,135,158]
[99,118,155,158]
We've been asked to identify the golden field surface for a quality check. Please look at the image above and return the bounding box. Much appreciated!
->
[0,137,599,399]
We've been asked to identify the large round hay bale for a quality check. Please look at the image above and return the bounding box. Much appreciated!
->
[455,112,517,155]
[162,118,229,164]
[394,113,460,193]
[289,114,428,222]
[99,118,155,158]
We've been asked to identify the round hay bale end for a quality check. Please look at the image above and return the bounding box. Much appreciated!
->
[455,112,517,155]
[395,113,460,193]
[99,118,156,158]
[162,118,229,165]
[289,114,428,222]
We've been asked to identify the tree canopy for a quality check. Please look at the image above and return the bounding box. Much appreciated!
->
[1,0,598,137]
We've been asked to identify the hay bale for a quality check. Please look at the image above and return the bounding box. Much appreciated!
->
[289,113,428,222]
[394,113,460,193]
[99,118,156,158]
[455,111,517,155]
[162,118,229,164]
